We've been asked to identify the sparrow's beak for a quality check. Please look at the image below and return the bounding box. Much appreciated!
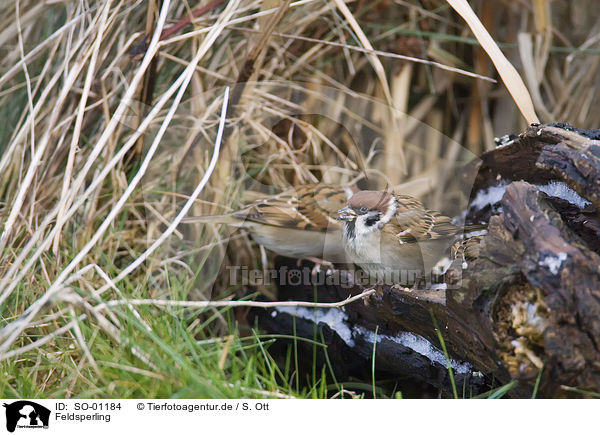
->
[337,206,356,221]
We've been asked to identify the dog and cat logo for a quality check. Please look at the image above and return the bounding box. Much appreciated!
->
[2,401,50,432]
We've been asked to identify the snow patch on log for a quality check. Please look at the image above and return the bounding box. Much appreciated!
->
[275,306,472,374]
[538,181,591,208]
[494,134,518,148]
[276,307,354,346]
[538,252,567,275]
[469,180,590,215]
[355,326,472,374]
[469,183,508,211]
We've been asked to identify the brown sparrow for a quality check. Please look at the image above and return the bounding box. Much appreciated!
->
[338,190,483,285]
[184,184,352,261]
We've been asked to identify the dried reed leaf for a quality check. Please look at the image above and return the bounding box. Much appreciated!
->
[446,0,540,124]
[518,32,553,121]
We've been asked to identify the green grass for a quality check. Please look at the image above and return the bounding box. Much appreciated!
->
[430,310,458,399]
[472,381,517,399]
[0,287,334,398]
[0,261,522,399]
[0,252,362,399]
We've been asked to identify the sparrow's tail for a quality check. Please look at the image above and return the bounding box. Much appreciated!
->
[181,213,243,226]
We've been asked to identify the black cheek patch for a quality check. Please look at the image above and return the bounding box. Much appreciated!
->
[365,215,380,227]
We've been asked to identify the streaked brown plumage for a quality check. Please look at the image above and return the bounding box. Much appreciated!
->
[184,184,352,261]
[339,190,485,284]
[451,235,483,262]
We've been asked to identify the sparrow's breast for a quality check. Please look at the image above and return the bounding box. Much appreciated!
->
[342,227,383,264]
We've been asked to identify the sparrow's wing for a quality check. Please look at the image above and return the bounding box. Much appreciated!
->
[233,184,347,231]
[452,235,483,261]
[388,194,460,243]
[297,184,349,228]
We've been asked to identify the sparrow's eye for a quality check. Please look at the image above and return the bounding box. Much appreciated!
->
[359,206,368,213]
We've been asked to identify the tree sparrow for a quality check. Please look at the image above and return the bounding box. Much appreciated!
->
[184,184,352,261]
[338,190,483,285]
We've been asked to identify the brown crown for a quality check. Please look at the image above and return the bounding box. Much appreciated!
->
[347,190,392,213]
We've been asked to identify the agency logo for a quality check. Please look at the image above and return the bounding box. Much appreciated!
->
[2,401,50,433]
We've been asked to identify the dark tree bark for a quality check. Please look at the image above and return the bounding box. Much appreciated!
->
[253,124,600,398]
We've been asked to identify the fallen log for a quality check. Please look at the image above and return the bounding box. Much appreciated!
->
[253,124,600,398]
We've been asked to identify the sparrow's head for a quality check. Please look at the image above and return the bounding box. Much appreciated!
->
[338,190,397,237]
